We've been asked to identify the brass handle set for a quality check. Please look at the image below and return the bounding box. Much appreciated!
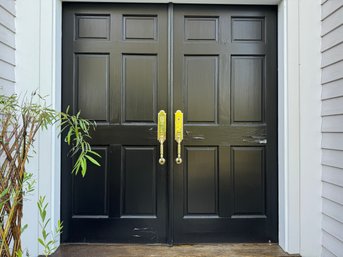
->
[157,110,167,165]
[157,110,184,165]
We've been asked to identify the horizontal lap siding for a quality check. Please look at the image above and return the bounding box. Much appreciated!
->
[0,0,15,95]
[321,1,343,256]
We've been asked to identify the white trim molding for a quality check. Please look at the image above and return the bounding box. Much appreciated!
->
[278,0,301,253]
[15,0,322,256]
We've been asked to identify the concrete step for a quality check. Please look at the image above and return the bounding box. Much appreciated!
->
[51,243,302,257]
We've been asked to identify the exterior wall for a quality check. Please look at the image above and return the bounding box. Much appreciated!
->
[321,0,343,256]
[0,0,15,95]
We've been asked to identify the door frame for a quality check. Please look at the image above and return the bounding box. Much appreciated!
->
[19,0,320,254]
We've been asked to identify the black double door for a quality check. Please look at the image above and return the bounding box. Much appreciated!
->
[62,4,277,243]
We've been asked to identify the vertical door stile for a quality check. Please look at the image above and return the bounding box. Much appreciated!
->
[167,2,174,245]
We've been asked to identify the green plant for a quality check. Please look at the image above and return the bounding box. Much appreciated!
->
[60,108,101,177]
[37,196,63,257]
[0,93,100,257]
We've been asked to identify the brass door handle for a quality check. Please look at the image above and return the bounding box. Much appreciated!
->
[174,110,183,164]
[157,110,167,165]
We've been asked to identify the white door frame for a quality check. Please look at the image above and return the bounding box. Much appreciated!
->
[16,0,322,255]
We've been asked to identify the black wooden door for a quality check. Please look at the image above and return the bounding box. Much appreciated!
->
[172,5,277,243]
[62,4,277,243]
[62,4,169,242]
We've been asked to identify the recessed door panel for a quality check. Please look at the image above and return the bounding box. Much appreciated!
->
[123,16,157,40]
[184,17,218,41]
[76,15,110,40]
[185,147,218,215]
[184,56,218,124]
[72,147,108,217]
[231,56,264,123]
[122,55,157,123]
[231,18,264,42]
[122,147,157,217]
[231,147,265,217]
[76,54,109,122]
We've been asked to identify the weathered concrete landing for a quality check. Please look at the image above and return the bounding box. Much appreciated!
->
[52,243,301,257]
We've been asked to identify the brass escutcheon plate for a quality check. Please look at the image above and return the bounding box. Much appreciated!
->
[158,110,167,143]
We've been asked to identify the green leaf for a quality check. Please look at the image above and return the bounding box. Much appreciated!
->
[58,220,63,228]
[42,229,49,240]
[80,120,86,131]
[66,128,72,145]
[72,161,81,175]
[88,150,101,158]
[43,218,51,230]
[47,240,54,246]
[38,238,46,247]
[41,210,47,222]
[85,154,101,166]
[21,224,28,233]
[81,158,87,177]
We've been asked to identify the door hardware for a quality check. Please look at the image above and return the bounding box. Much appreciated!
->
[174,110,184,164]
[157,110,167,165]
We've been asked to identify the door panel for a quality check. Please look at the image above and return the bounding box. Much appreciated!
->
[122,147,157,216]
[173,5,277,243]
[122,54,158,123]
[231,17,264,42]
[231,56,264,123]
[76,54,110,122]
[184,56,219,123]
[72,147,109,217]
[185,147,219,215]
[185,18,218,40]
[62,4,168,243]
[231,146,265,216]
[76,15,110,40]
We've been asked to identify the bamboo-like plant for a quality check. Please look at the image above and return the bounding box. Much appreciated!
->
[37,196,63,257]
[0,93,100,257]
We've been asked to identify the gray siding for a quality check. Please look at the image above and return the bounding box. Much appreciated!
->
[321,0,343,256]
[0,0,15,95]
